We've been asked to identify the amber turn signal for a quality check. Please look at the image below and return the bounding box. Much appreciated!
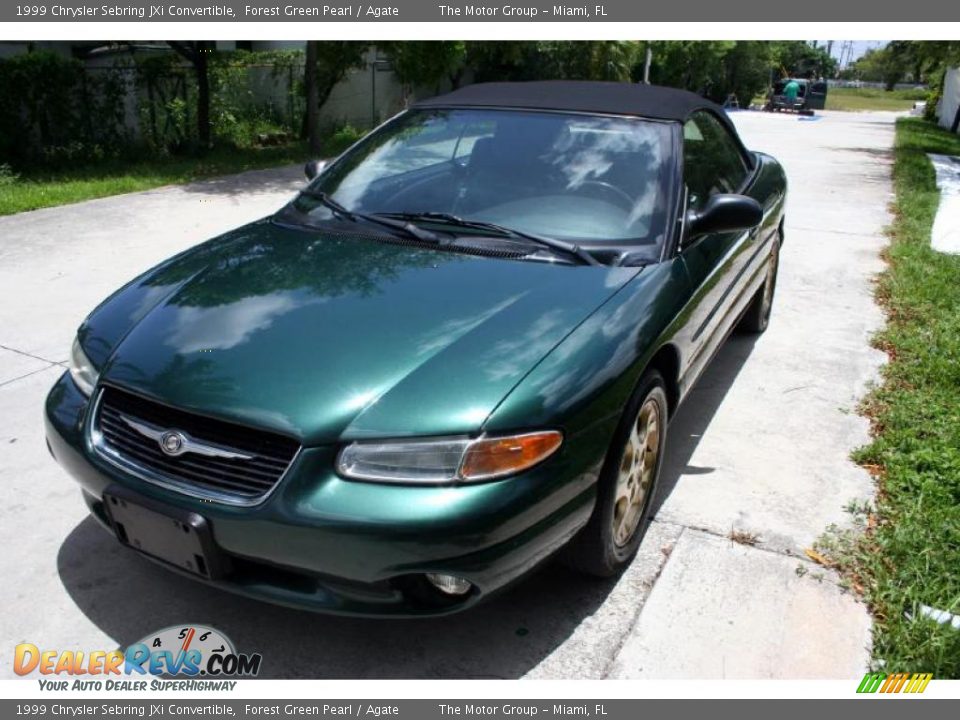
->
[459,431,563,481]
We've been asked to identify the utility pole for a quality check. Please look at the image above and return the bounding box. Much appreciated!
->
[838,41,853,71]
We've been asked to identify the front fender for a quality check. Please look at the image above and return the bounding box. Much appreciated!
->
[482,259,691,467]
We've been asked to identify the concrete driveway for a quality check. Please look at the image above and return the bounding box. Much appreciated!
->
[0,110,891,679]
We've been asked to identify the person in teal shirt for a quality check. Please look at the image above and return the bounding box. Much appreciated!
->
[783,79,801,104]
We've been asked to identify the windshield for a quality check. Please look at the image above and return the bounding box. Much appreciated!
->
[294,108,673,245]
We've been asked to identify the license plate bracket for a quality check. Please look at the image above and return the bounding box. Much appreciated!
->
[103,484,229,579]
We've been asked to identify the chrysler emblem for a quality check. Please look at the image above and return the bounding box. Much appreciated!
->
[159,430,186,456]
[116,414,255,462]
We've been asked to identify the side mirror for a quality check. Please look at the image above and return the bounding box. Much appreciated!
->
[304,159,327,181]
[685,194,763,239]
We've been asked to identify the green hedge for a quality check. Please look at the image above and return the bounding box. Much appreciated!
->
[0,51,130,166]
[135,49,304,155]
[0,49,307,169]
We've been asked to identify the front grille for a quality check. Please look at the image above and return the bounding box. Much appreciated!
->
[93,386,300,504]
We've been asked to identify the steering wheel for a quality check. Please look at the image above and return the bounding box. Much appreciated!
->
[573,180,635,210]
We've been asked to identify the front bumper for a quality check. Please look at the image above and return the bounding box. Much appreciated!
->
[44,372,600,616]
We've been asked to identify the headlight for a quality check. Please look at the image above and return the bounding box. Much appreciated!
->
[68,337,99,397]
[336,431,563,484]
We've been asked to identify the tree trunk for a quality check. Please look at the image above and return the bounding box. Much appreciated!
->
[195,42,211,151]
[300,76,338,141]
[316,79,340,117]
[305,41,320,155]
[168,41,214,152]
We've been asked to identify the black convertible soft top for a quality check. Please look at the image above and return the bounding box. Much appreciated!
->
[414,80,732,128]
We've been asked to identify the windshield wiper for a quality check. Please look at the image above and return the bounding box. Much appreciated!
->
[297,190,440,243]
[298,188,353,219]
[375,212,601,266]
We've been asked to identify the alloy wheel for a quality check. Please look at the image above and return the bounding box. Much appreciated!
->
[612,397,661,547]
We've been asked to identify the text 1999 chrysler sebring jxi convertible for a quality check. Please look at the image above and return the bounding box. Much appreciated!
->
[45,81,786,616]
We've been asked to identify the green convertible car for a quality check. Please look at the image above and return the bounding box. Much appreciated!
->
[45,81,786,615]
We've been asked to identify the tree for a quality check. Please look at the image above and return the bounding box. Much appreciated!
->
[770,41,838,79]
[883,40,959,85]
[465,41,538,83]
[643,41,736,96]
[718,41,774,106]
[916,42,960,131]
[890,41,926,84]
[879,50,907,92]
[304,41,320,155]
[300,41,369,141]
[535,41,639,82]
[638,42,772,104]
[167,41,215,150]
[462,41,638,85]
[849,47,907,90]
[900,41,960,127]
[379,41,467,98]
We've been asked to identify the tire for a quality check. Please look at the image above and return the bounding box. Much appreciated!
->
[738,235,780,334]
[563,370,669,577]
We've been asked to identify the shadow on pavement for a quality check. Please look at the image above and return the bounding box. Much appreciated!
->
[57,517,618,678]
[56,334,759,679]
[841,117,903,127]
[652,333,760,516]
[178,166,304,198]
[833,146,894,167]
[835,146,893,158]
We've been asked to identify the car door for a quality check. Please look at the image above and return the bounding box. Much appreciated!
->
[675,110,756,391]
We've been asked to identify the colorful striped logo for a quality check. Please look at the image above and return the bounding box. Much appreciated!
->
[857,672,933,694]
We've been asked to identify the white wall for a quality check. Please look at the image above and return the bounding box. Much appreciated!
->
[940,67,960,133]
[206,43,407,129]
[225,46,407,129]
[321,49,406,128]
[2,41,410,140]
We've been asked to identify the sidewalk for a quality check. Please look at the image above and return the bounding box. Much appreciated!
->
[602,111,892,678]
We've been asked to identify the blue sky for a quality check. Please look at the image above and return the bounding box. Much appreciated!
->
[818,40,887,66]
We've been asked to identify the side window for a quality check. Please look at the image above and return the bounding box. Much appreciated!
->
[683,111,748,210]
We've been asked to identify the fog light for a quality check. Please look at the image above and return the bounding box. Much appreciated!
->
[425,573,472,596]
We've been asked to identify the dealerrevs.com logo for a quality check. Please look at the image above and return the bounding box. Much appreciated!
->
[14,625,262,690]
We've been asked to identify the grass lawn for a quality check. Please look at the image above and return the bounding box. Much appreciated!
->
[819,118,960,676]
[0,143,311,216]
[826,87,928,112]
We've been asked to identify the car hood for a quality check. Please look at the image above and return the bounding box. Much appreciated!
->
[88,220,640,445]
